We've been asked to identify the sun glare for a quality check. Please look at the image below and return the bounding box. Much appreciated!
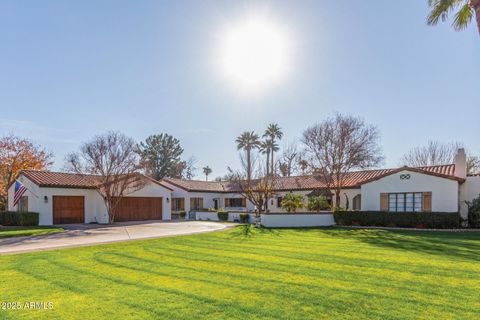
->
[218,16,291,94]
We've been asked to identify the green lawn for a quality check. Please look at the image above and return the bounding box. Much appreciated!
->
[0,226,64,239]
[0,227,479,319]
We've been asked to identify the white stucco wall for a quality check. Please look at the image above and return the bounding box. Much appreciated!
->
[160,181,361,214]
[459,176,480,219]
[361,170,460,212]
[260,213,335,227]
[8,174,172,225]
[194,211,255,222]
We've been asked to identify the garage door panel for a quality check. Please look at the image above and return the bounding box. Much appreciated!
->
[53,196,85,224]
[114,197,162,222]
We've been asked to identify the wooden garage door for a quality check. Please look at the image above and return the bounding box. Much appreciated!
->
[53,196,85,224]
[114,197,163,222]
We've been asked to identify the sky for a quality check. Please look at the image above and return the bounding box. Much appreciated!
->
[0,0,479,179]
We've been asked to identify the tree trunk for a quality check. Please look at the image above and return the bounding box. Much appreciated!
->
[247,149,251,182]
[473,0,480,35]
[271,151,275,177]
[335,190,341,209]
[266,149,270,177]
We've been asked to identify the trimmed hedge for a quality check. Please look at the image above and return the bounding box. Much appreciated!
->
[171,211,187,220]
[334,211,460,229]
[217,211,229,221]
[0,211,39,226]
[239,213,250,224]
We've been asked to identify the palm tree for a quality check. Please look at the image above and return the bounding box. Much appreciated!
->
[236,131,260,181]
[298,159,309,175]
[427,0,480,34]
[259,140,271,176]
[263,123,283,176]
[202,166,212,181]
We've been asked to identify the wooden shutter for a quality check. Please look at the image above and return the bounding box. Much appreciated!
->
[179,198,185,210]
[171,199,175,211]
[225,198,229,207]
[422,192,432,212]
[190,198,195,210]
[242,197,247,207]
[380,193,388,211]
[199,198,204,209]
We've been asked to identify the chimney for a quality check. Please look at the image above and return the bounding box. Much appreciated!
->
[454,148,467,179]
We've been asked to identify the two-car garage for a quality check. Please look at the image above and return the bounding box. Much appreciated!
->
[52,196,163,224]
[8,170,173,225]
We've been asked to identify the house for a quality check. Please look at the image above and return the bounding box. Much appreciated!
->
[7,170,173,225]
[8,149,480,225]
[161,149,479,221]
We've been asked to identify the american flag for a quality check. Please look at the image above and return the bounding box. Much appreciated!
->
[13,180,27,207]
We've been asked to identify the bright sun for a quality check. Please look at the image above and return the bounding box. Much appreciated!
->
[219,16,290,93]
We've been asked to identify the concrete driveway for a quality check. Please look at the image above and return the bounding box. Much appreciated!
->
[0,221,227,255]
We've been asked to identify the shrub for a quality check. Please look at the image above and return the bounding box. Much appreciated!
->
[281,193,304,213]
[306,196,330,212]
[239,213,249,223]
[217,210,229,221]
[333,211,460,229]
[467,195,480,228]
[171,211,187,220]
[0,211,39,226]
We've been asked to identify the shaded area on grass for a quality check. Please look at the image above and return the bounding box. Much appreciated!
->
[0,226,479,319]
[0,226,64,239]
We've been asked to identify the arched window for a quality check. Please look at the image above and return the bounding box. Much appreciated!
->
[352,194,361,211]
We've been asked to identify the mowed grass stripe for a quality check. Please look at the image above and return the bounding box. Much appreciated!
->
[163,237,480,277]
[90,248,476,315]
[185,228,480,262]
[11,255,284,320]
[150,241,480,291]
[139,244,478,311]
[1,227,479,319]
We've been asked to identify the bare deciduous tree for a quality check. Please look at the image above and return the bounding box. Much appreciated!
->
[401,141,459,167]
[66,132,145,224]
[401,140,480,174]
[302,114,383,208]
[229,171,277,218]
[277,141,301,177]
[181,156,197,180]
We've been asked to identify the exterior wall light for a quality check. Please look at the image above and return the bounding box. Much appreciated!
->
[44,196,48,203]
[166,197,170,203]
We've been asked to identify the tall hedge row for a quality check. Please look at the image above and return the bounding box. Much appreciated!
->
[334,211,460,229]
[0,212,39,226]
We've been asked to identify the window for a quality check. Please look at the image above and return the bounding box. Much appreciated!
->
[388,193,423,212]
[352,195,361,211]
[277,197,283,208]
[17,196,28,212]
[190,197,203,210]
[172,198,185,211]
[226,198,244,207]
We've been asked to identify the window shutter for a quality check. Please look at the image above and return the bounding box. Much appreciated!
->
[199,198,204,209]
[190,198,195,210]
[180,198,185,210]
[225,198,229,207]
[171,199,175,211]
[242,197,247,207]
[422,192,432,212]
[380,193,388,211]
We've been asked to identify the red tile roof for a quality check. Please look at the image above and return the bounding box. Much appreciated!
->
[163,164,461,193]
[20,164,461,192]
[163,178,237,192]
[20,170,173,190]
[22,170,100,189]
